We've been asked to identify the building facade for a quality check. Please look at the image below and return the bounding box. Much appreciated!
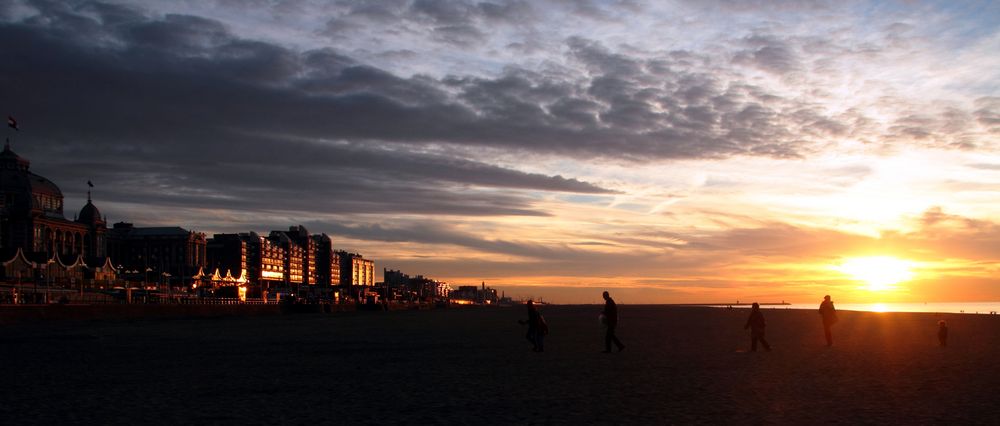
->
[0,143,108,268]
[450,282,499,304]
[0,143,395,302]
[206,233,248,281]
[106,222,206,287]
[312,233,340,288]
[384,268,449,300]
[284,226,317,287]
[240,232,285,290]
[269,230,303,287]
[337,251,374,288]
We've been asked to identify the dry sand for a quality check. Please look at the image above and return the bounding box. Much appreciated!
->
[1,305,998,424]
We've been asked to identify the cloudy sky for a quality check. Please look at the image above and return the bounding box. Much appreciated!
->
[3,0,998,303]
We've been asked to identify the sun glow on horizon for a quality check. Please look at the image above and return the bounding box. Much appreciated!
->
[836,256,916,292]
[869,303,889,313]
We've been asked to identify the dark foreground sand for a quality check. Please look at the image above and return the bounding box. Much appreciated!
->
[1,305,998,424]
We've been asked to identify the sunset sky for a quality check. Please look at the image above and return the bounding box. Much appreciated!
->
[2,0,998,304]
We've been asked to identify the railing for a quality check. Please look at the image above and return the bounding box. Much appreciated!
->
[176,297,270,305]
[0,287,279,305]
[0,284,353,306]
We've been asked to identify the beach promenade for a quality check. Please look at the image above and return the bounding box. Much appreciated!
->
[1,305,997,424]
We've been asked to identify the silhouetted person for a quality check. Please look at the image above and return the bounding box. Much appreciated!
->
[601,291,625,353]
[938,320,948,347]
[819,295,838,346]
[744,302,771,352]
[518,300,546,352]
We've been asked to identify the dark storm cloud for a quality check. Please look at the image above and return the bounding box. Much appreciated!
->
[374,49,419,61]
[552,0,643,21]
[313,221,565,259]
[3,0,988,226]
[678,0,832,13]
[40,133,612,217]
[429,24,486,46]
[321,0,535,44]
[411,0,474,25]
[123,14,230,53]
[732,34,801,75]
[3,1,854,169]
[476,1,534,23]
[3,1,624,219]
[566,36,645,78]
[341,0,409,23]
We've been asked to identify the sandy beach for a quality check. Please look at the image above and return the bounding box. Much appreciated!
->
[1,305,998,424]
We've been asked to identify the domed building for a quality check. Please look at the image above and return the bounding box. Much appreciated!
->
[76,197,107,258]
[0,142,107,265]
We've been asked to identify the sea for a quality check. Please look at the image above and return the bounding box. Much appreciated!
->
[714,302,1000,314]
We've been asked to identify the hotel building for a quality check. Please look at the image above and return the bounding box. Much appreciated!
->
[0,143,107,266]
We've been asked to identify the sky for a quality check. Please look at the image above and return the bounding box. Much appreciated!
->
[2,0,998,304]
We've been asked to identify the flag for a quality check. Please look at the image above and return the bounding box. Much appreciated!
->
[87,180,94,188]
[7,115,17,131]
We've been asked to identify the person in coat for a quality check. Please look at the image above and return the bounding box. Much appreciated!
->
[819,295,838,346]
[744,302,771,352]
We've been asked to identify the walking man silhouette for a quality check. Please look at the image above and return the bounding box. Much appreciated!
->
[744,302,771,352]
[601,291,625,353]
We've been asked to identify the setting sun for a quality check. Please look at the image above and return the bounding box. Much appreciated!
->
[836,257,916,291]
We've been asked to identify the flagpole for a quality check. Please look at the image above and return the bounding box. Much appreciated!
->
[7,115,19,149]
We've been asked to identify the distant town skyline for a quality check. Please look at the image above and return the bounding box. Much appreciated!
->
[3,1,999,304]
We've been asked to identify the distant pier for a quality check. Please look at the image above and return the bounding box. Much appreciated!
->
[670,302,791,307]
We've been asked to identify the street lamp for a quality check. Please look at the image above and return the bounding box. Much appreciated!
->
[46,259,54,304]
[145,267,153,290]
[162,272,172,301]
[127,270,138,304]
